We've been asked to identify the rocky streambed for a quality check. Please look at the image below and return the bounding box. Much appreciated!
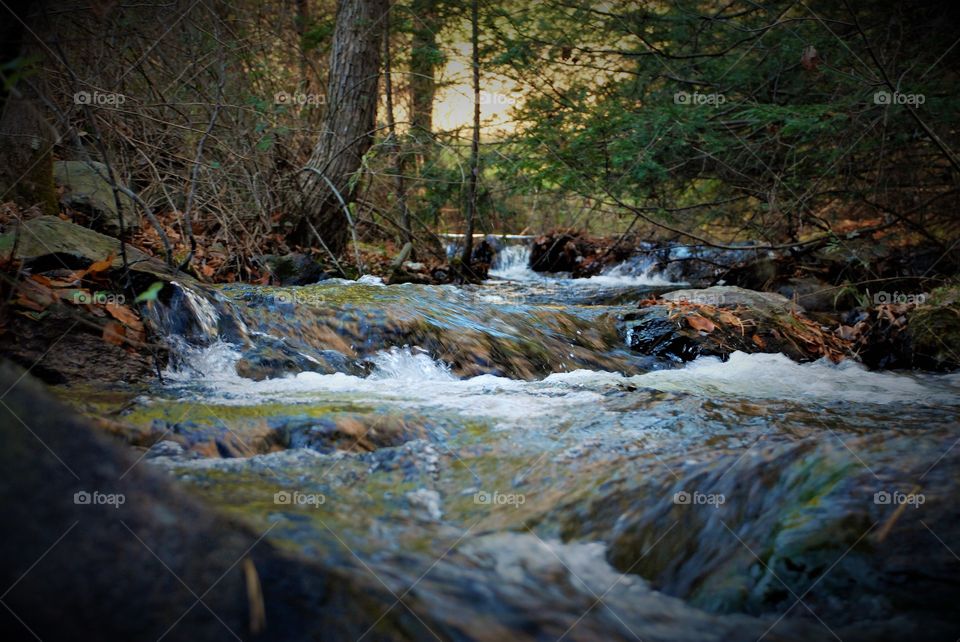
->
[2,221,960,641]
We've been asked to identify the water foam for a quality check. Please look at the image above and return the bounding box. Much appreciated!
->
[631,351,958,405]
[489,243,676,286]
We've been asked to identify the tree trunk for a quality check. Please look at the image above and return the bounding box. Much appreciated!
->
[292,0,388,254]
[460,0,480,270]
[383,3,412,247]
[409,0,439,157]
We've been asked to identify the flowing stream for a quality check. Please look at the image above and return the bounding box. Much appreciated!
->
[109,241,959,641]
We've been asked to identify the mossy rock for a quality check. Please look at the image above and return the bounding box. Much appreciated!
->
[53,160,137,234]
[907,302,960,370]
[6,215,176,281]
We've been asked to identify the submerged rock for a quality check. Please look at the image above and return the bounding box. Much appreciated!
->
[561,431,960,633]
[216,282,639,380]
[235,339,366,381]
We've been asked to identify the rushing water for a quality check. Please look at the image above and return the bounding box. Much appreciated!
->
[120,243,960,641]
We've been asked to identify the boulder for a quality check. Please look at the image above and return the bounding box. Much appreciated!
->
[53,160,138,234]
[0,361,419,641]
[5,215,171,279]
[562,431,960,632]
[660,285,802,314]
[851,286,960,371]
[235,340,366,381]
[625,286,849,363]
[260,252,328,286]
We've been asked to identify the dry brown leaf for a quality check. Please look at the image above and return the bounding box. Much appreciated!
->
[105,302,143,331]
[686,314,716,333]
[836,325,859,341]
[102,321,126,345]
[80,253,115,278]
[751,334,767,349]
[14,280,55,311]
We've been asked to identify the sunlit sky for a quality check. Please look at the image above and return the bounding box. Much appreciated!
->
[422,42,522,135]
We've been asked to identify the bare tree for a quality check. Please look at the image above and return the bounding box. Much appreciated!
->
[383,2,412,247]
[293,0,389,255]
[460,0,480,271]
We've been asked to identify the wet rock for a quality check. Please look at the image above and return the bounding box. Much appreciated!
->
[281,412,427,452]
[530,230,597,275]
[775,276,855,312]
[144,439,184,459]
[562,431,960,631]
[0,301,156,385]
[260,252,328,285]
[661,286,801,314]
[0,361,424,641]
[624,286,849,363]
[53,160,138,234]
[235,339,364,381]
[852,287,960,371]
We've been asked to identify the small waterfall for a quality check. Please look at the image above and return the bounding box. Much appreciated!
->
[489,243,537,280]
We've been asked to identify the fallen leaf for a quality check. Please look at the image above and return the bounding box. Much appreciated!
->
[686,314,716,333]
[106,302,143,331]
[79,253,115,278]
[102,321,126,345]
[751,334,767,349]
[836,325,859,340]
